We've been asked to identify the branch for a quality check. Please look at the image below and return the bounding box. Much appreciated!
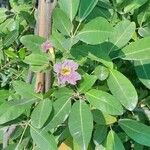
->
[3,125,16,149]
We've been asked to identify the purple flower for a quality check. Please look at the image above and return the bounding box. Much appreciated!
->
[41,40,53,53]
[54,60,81,85]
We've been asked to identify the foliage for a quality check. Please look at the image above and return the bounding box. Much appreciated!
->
[0,0,150,149]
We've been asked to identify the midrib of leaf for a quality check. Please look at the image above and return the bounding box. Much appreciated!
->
[79,77,95,92]
[98,8,108,18]
[140,11,147,27]
[80,0,97,21]
[31,126,50,145]
[58,13,71,35]
[110,70,129,103]
[37,101,46,128]
[78,30,112,35]
[120,122,149,138]
[121,47,150,57]
[43,97,71,131]
[28,92,42,100]
[87,92,120,113]
[1,19,13,32]
[15,99,36,106]
[79,100,86,150]
[70,1,73,21]
[109,23,134,52]
[4,31,18,46]
[52,97,70,121]
[110,131,115,149]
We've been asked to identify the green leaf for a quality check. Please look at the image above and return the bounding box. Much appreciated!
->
[86,89,123,115]
[24,53,49,66]
[109,20,136,51]
[0,8,7,24]
[0,90,9,103]
[124,0,148,13]
[93,125,107,145]
[30,127,57,150]
[53,8,73,36]
[107,69,138,111]
[78,0,98,21]
[77,17,113,45]
[0,19,18,34]
[106,130,125,150]
[31,99,52,129]
[58,0,80,21]
[118,37,150,60]
[78,74,97,92]
[92,109,117,125]
[71,43,113,68]
[134,60,150,89]
[68,100,93,150]
[94,66,109,81]
[119,119,150,147]
[3,30,19,47]
[20,35,45,53]
[4,48,17,59]
[138,27,150,37]
[13,81,43,100]
[51,30,67,51]
[44,93,72,130]
[0,99,35,124]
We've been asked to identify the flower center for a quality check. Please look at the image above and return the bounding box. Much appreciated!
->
[60,67,71,76]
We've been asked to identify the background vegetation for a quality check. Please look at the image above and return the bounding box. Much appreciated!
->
[0,0,150,149]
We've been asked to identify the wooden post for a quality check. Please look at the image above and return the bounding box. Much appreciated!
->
[35,0,57,93]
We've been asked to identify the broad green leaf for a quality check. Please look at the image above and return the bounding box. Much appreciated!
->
[13,81,43,100]
[31,99,52,129]
[92,109,117,125]
[137,2,150,26]
[78,0,98,21]
[44,95,72,130]
[138,27,150,37]
[53,8,73,36]
[87,6,111,21]
[3,30,19,47]
[68,100,93,150]
[94,66,109,81]
[107,69,138,111]
[53,87,73,98]
[109,20,136,51]
[119,119,150,147]
[0,99,35,124]
[134,60,150,89]
[20,35,45,53]
[30,127,57,150]
[58,0,80,21]
[24,53,49,66]
[78,74,97,92]
[93,125,107,145]
[51,30,67,51]
[0,19,18,33]
[106,130,125,150]
[0,89,9,103]
[0,8,7,23]
[4,48,17,59]
[71,43,113,68]
[124,0,148,13]
[77,17,113,45]
[86,89,123,115]
[118,37,150,60]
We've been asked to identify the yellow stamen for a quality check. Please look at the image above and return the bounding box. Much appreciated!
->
[61,67,71,75]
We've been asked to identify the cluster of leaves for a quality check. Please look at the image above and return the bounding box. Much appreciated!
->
[0,0,150,149]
